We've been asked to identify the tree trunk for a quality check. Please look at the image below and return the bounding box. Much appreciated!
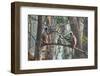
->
[69,17,84,58]
[34,16,42,60]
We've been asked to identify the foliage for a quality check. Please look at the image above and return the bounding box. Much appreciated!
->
[82,35,87,44]
[55,16,64,24]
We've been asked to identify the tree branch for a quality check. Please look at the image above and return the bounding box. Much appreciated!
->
[42,43,87,56]
[42,43,71,47]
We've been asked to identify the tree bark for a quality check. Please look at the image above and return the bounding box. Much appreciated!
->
[34,16,42,60]
[69,17,84,58]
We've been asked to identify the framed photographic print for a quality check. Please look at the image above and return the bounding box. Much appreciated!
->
[11,2,97,74]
